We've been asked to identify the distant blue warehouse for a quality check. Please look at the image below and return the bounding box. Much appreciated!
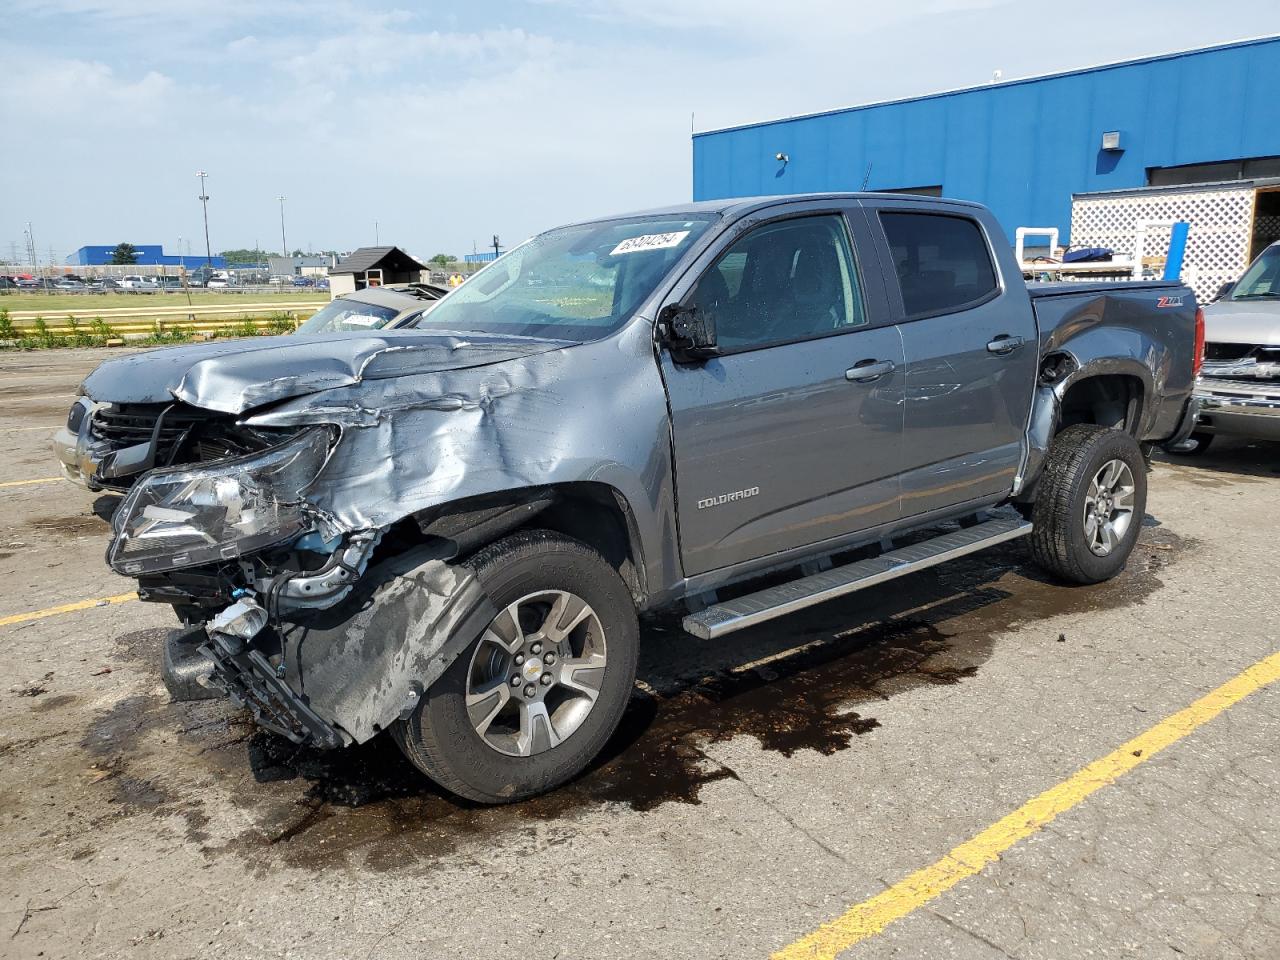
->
[67,245,226,269]
[692,36,1280,247]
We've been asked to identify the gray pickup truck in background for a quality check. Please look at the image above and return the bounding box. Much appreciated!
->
[1168,239,1280,454]
[64,193,1199,803]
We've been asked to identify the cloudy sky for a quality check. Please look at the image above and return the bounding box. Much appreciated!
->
[0,1,1273,264]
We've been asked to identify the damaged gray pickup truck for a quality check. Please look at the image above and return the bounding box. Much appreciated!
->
[68,194,1201,803]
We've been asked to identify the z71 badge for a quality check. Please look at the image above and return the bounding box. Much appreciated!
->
[1156,295,1184,308]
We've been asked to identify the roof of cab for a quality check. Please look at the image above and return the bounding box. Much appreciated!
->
[563,192,984,228]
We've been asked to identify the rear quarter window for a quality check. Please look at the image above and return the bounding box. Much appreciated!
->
[880,212,998,318]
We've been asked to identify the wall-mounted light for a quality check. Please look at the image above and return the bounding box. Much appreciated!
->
[775,152,789,163]
[1101,130,1124,152]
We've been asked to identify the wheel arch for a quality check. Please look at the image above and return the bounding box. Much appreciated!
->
[1018,362,1151,502]
[411,481,650,608]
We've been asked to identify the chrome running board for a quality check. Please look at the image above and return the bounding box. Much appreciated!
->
[681,515,1032,640]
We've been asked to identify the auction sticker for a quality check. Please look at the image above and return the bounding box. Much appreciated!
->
[611,231,690,255]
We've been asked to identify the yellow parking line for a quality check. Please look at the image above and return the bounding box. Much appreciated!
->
[773,648,1280,960]
[0,593,137,628]
[0,477,62,489]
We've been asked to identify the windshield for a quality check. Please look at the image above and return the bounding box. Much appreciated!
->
[1231,245,1280,300]
[296,298,402,334]
[414,214,718,341]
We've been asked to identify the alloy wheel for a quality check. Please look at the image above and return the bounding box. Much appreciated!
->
[464,590,608,757]
[1082,458,1136,557]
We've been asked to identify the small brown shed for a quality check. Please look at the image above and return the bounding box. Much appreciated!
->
[328,246,429,297]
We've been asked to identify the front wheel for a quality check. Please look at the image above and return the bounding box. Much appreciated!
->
[1030,424,1148,585]
[392,531,639,804]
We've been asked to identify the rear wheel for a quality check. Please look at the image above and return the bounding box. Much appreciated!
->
[392,531,639,804]
[1030,424,1147,585]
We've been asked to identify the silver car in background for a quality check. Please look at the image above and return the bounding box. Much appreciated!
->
[1171,241,1280,454]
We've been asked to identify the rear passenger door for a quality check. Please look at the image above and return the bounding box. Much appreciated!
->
[862,203,1037,517]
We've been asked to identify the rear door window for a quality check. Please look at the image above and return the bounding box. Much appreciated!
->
[879,212,998,319]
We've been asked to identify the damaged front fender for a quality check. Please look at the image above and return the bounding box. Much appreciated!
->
[277,544,497,745]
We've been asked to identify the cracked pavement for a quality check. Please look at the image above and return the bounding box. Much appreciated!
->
[1,348,1278,959]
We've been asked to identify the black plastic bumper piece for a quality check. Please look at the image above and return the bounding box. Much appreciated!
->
[200,631,345,750]
[1162,394,1203,449]
[162,626,220,702]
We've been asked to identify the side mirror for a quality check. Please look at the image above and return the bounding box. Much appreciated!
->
[1214,281,1234,302]
[659,302,718,363]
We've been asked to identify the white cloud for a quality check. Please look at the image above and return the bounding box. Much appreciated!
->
[2,1,1276,261]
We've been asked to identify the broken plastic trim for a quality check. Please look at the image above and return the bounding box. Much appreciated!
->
[269,530,382,613]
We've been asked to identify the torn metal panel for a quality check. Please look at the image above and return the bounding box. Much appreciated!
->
[228,321,681,602]
[175,332,572,415]
[78,330,571,412]
[281,544,497,744]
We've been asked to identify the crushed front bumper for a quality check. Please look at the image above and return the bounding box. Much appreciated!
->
[158,543,497,749]
[163,625,346,748]
[52,398,104,489]
[1193,378,1280,442]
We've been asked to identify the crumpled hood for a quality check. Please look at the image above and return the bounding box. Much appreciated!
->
[79,329,574,415]
[1202,300,1280,345]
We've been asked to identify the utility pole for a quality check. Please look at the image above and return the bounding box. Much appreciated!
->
[374,220,379,245]
[492,234,501,258]
[196,170,212,268]
[278,196,288,258]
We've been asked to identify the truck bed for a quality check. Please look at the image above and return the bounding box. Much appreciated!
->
[1025,279,1182,299]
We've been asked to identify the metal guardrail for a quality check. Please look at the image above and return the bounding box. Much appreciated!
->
[5,301,323,323]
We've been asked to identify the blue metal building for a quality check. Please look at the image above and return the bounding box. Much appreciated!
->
[67,245,226,268]
[692,36,1280,246]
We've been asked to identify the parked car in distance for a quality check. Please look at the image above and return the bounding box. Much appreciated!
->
[65,194,1198,805]
[118,275,159,291]
[291,276,314,287]
[0,277,17,289]
[1168,239,1280,454]
[206,277,231,288]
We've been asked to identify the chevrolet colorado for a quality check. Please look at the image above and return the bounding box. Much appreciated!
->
[65,194,1200,803]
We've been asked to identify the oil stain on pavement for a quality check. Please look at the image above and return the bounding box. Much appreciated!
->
[64,525,1186,873]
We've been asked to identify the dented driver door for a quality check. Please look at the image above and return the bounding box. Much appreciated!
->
[659,205,906,577]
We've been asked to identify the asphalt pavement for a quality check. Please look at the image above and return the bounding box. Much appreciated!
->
[1,348,1277,959]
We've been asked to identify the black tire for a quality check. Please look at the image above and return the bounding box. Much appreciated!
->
[1164,431,1215,456]
[1030,424,1148,585]
[391,530,639,804]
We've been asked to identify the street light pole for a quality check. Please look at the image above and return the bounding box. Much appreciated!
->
[278,196,287,259]
[196,171,212,269]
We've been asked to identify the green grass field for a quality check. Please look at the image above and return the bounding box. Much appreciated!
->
[0,291,329,313]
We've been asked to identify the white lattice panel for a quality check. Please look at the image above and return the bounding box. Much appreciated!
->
[1253,214,1280,250]
[1071,186,1255,303]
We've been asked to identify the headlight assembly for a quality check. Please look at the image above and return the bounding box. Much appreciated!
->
[108,428,333,576]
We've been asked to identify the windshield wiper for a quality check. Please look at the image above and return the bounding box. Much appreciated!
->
[1233,292,1280,300]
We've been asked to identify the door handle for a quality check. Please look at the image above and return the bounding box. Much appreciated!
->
[986,335,1025,355]
[846,358,896,382]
